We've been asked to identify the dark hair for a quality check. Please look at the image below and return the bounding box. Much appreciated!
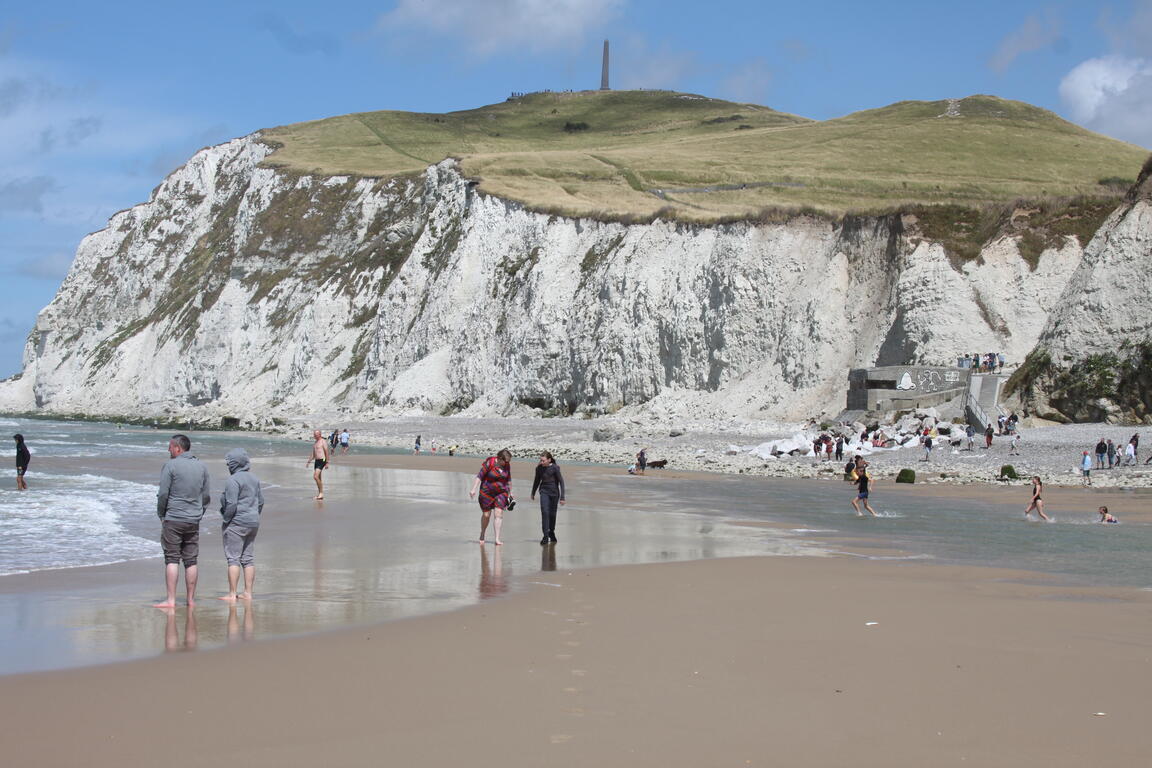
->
[496,449,512,463]
[170,434,191,452]
[13,433,24,443]
[540,450,554,463]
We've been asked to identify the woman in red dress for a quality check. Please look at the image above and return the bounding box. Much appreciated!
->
[469,449,513,545]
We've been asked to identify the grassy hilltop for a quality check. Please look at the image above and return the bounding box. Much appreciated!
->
[262,90,1148,221]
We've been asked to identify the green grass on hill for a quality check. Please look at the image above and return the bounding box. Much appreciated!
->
[261,90,1148,221]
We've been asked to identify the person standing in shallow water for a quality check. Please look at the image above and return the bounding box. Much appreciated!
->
[469,449,512,545]
[13,433,29,491]
[1024,476,1049,521]
[307,429,330,500]
[155,434,211,609]
[531,451,565,545]
[218,448,263,602]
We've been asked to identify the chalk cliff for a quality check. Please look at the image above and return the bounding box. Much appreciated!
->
[1006,157,1152,423]
[0,134,1117,426]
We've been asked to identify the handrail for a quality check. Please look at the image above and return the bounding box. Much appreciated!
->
[966,392,990,430]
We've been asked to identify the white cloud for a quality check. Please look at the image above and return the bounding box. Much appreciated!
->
[614,37,697,91]
[380,0,624,55]
[719,58,772,105]
[1059,55,1152,147]
[988,9,1061,73]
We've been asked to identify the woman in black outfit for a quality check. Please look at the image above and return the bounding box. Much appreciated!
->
[530,451,566,545]
[14,433,29,491]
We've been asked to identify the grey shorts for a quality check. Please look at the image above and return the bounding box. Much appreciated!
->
[222,523,258,567]
[161,520,200,566]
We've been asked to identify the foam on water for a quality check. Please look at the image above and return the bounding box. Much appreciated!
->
[0,472,158,575]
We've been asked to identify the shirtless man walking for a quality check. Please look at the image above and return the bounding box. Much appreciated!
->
[307,429,331,500]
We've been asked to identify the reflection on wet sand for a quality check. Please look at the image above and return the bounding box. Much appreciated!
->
[163,609,198,653]
[479,545,507,600]
[541,543,557,572]
[226,602,255,644]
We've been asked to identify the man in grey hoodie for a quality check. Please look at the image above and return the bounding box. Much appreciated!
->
[155,434,211,609]
[219,447,264,602]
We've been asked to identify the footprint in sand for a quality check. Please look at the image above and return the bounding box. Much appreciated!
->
[564,640,581,647]
[555,653,573,660]
[571,669,587,677]
[550,734,573,744]
[562,687,580,694]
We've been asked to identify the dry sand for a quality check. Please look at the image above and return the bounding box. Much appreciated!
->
[2,452,1150,766]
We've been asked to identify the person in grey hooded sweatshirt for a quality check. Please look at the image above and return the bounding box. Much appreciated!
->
[218,448,264,602]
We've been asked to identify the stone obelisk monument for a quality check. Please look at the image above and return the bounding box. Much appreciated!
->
[600,40,610,90]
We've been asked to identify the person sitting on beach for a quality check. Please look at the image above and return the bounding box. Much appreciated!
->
[469,449,512,545]
[1024,476,1050,521]
[307,429,330,500]
[218,448,264,602]
[851,465,877,517]
[1098,506,1118,524]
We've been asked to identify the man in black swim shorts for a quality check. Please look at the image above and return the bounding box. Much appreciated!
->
[307,429,331,500]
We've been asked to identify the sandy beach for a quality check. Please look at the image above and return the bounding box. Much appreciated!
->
[2,442,1151,766]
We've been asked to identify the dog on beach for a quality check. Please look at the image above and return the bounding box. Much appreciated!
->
[647,459,668,469]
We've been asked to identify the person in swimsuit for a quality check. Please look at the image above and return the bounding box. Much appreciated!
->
[1098,506,1118,524]
[14,433,29,491]
[306,429,330,500]
[851,466,877,517]
[469,449,512,545]
[1024,476,1049,520]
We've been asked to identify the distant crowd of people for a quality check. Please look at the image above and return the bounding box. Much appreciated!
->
[960,352,1006,373]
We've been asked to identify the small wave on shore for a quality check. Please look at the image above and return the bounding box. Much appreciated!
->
[0,472,157,575]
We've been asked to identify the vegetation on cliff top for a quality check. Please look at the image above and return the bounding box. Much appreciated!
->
[262,90,1147,222]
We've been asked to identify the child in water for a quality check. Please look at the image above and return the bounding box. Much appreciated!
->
[1098,506,1118,524]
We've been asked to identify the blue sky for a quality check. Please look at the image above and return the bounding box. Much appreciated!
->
[2,0,1150,377]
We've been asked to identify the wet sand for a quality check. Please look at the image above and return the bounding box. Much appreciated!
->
[2,554,1150,766]
[2,451,1151,765]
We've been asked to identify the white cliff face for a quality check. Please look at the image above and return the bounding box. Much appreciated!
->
[1007,166,1152,422]
[0,134,1096,426]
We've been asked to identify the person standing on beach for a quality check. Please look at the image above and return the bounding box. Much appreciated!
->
[984,424,995,449]
[1123,439,1136,466]
[921,431,933,462]
[218,448,263,602]
[414,435,422,455]
[1107,439,1117,468]
[531,451,566,545]
[636,447,648,475]
[307,429,330,500]
[13,433,29,491]
[1009,432,1021,455]
[1094,438,1107,470]
[851,464,877,517]
[469,449,512,545]
[964,424,975,451]
[1024,476,1049,521]
[339,429,350,455]
[1080,451,1093,486]
[155,434,211,609]
[834,436,844,462]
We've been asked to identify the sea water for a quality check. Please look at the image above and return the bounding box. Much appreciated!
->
[0,418,367,575]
